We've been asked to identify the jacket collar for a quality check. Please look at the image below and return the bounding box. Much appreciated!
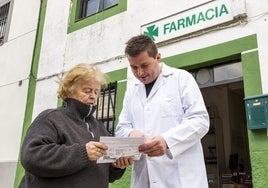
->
[64,98,96,120]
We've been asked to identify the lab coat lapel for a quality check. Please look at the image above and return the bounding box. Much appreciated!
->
[146,63,172,100]
[136,83,147,104]
[146,76,163,101]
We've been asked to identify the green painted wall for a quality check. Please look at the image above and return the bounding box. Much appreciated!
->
[242,51,262,96]
[106,68,127,126]
[243,51,268,188]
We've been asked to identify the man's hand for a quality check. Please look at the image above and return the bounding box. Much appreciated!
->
[138,136,168,156]
[129,130,145,137]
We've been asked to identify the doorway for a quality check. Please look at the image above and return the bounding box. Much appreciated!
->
[200,81,252,188]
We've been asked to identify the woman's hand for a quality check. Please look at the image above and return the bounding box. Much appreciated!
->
[113,157,133,169]
[85,141,107,161]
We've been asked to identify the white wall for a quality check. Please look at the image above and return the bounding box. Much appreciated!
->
[0,0,40,158]
[8,0,40,40]
[0,0,40,187]
[251,0,268,93]
[0,81,28,161]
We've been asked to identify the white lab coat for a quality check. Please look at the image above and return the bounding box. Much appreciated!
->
[116,63,210,188]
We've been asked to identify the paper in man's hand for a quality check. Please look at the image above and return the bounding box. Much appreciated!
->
[97,136,144,163]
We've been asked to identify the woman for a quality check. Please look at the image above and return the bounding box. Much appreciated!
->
[19,63,132,188]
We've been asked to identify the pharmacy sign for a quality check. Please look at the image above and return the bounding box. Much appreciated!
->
[141,0,235,43]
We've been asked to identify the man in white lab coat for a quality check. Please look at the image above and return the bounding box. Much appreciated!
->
[115,34,210,188]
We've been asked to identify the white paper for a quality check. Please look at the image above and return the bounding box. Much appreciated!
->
[97,136,144,163]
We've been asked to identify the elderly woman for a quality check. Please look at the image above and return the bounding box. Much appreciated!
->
[19,63,132,188]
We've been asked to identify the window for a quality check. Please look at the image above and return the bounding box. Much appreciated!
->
[190,60,242,88]
[68,0,126,33]
[79,0,118,19]
[0,1,10,44]
[95,81,117,135]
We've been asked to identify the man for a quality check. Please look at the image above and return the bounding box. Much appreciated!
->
[115,35,209,188]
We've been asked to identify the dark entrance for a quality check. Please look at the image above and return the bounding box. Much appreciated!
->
[201,81,252,188]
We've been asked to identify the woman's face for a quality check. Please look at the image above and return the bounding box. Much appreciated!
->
[69,78,101,105]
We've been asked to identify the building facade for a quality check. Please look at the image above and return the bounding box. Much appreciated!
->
[0,0,268,187]
[0,0,40,187]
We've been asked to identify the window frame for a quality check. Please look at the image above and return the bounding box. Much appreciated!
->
[79,0,119,18]
[68,0,127,33]
[0,0,13,45]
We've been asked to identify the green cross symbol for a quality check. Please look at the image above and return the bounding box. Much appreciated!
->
[143,25,158,41]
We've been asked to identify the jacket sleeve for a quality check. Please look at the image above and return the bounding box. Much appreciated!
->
[20,110,90,178]
[108,165,126,182]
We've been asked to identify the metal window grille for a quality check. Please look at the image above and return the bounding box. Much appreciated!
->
[95,81,117,135]
[0,2,10,42]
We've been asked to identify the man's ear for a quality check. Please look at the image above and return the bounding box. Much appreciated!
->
[156,53,161,61]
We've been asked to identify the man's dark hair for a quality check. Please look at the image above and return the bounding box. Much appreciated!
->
[125,35,158,58]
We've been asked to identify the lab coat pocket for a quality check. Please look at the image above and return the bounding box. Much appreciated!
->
[161,94,182,118]
[177,151,208,188]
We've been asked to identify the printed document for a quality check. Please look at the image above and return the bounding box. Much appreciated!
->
[97,136,144,163]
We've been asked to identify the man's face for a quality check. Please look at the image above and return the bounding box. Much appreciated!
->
[128,51,161,84]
